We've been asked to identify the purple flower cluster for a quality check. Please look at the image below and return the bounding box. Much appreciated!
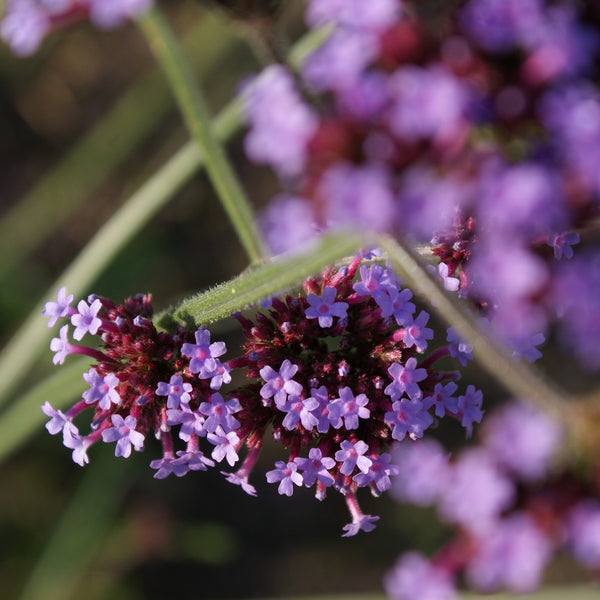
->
[387,399,600,598]
[1,0,152,56]
[42,288,231,475]
[43,253,482,535]
[229,254,482,534]
[241,0,600,369]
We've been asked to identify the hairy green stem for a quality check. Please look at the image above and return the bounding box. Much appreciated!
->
[138,6,267,264]
[156,232,364,331]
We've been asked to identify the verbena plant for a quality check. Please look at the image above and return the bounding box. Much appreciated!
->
[2,1,600,598]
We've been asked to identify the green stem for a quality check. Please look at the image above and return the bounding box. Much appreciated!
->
[138,6,267,264]
[156,232,364,331]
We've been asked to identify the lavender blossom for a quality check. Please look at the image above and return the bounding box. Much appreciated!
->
[335,440,372,476]
[305,286,348,328]
[294,448,335,487]
[385,358,428,402]
[101,414,145,458]
[43,286,74,327]
[266,460,303,496]
[243,65,317,177]
[82,368,121,410]
[155,374,193,409]
[71,298,103,341]
[259,359,303,408]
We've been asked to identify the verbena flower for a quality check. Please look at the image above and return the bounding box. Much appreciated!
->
[43,258,483,536]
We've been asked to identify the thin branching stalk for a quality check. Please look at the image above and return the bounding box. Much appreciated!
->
[138,6,267,264]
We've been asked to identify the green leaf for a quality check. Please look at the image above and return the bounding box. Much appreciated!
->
[157,232,365,330]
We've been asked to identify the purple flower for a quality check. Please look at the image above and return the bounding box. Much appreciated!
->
[207,426,240,466]
[309,385,343,432]
[71,298,103,341]
[243,64,317,177]
[335,386,370,430]
[294,448,335,487]
[428,262,460,292]
[150,451,213,479]
[379,288,416,326]
[63,430,90,467]
[547,231,580,260]
[319,162,397,234]
[388,64,469,143]
[552,252,600,369]
[539,82,600,194]
[260,195,317,255]
[477,162,566,239]
[466,513,553,593]
[384,398,433,441]
[41,401,77,439]
[101,414,145,458]
[259,359,303,408]
[438,449,515,532]
[483,402,562,482]
[174,450,214,472]
[166,405,206,441]
[353,264,397,301]
[467,239,548,309]
[82,368,121,410]
[280,395,319,431]
[303,28,378,93]
[266,460,303,496]
[335,439,372,476]
[521,4,599,84]
[423,382,458,418]
[306,0,401,31]
[446,327,473,366]
[457,385,484,438]
[150,456,190,479]
[305,285,349,328]
[50,324,72,365]
[401,310,434,353]
[1,0,50,56]
[459,0,545,53]
[384,552,457,600]
[155,374,193,409]
[198,392,241,434]
[88,0,152,29]
[385,358,428,402]
[391,439,450,506]
[352,452,398,493]
[181,327,226,376]
[43,286,74,327]
[397,167,469,242]
[341,513,380,537]
[566,500,600,569]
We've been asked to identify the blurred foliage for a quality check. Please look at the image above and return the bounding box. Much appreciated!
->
[0,2,599,600]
